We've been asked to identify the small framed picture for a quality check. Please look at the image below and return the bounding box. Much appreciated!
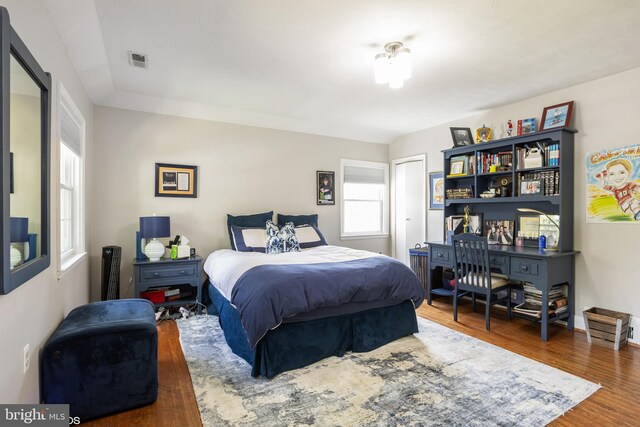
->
[155,163,198,198]
[518,118,537,135]
[541,101,574,131]
[520,178,543,195]
[429,171,444,210]
[449,127,474,147]
[484,220,515,245]
[317,171,335,205]
[450,159,465,175]
[518,214,541,247]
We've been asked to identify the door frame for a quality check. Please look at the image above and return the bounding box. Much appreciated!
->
[390,154,427,260]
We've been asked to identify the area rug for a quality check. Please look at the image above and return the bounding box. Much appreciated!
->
[177,315,599,427]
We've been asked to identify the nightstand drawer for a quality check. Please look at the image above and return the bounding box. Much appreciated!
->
[510,257,541,277]
[431,248,451,263]
[141,265,197,280]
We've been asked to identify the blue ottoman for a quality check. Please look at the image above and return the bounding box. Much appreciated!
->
[41,299,158,421]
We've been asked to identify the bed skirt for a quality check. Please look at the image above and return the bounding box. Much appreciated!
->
[204,280,419,378]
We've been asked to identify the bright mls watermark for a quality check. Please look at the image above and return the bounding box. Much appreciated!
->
[0,405,80,426]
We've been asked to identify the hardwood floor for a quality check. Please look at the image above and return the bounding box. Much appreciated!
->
[84,320,202,427]
[88,301,640,426]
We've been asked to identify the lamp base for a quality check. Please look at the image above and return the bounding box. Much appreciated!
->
[10,245,22,269]
[144,239,165,261]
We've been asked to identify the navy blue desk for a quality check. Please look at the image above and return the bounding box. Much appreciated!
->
[426,241,578,341]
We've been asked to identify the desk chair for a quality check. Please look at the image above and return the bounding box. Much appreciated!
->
[452,234,512,330]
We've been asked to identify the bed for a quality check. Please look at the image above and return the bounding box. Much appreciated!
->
[203,244,425,378]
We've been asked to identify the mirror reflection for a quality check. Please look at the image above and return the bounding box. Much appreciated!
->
[9,52,42,269]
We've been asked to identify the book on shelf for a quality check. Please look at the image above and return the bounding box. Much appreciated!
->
[515,142,560,170]
[476,151,513,174]
[513,284,568,318]
[516,171,560,196]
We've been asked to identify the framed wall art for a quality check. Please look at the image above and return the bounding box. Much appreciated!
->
[317,171,335,205]
[541,101,574,131]
[429,171,444,210]
[155,163,198,198]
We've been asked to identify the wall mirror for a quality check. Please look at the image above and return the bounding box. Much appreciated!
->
[1,7,51,294]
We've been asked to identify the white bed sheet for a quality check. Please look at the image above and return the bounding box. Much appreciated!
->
[203,245,383,301]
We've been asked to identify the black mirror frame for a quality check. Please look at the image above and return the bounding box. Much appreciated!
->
[1,7,51,294]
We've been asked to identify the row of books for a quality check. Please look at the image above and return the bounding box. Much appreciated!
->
[517,171,559,196]
[513,284,568,318]
[477,151,513,174]
[515,143,560,169]
[445,188,473,199]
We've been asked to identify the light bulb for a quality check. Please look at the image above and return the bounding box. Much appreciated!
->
[374,53,389,84]
[395,47,411,80]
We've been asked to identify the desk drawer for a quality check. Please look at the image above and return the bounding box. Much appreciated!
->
[431,248,451,263]
[141,265,197,280]
[489,255,508,266]
[510,257,541,277]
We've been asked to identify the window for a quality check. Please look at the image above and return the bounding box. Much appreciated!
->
[59,84,85,270]
[341,159,389,238]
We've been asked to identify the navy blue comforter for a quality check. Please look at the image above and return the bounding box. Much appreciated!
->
[230,256,425,347]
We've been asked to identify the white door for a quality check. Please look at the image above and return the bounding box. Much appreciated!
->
[393,157,425,265]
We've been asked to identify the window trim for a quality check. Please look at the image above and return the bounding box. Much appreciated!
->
[58,83,86,273]
[340,159,390,239]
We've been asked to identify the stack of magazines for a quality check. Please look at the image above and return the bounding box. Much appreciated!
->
[513,283,568,318]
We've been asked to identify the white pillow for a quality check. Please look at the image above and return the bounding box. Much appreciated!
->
[231,226,267,252]
[295,225,328,248]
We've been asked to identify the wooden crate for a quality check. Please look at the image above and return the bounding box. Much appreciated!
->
[583,307,631,351]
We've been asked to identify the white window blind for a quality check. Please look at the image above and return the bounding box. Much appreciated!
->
[341,160,389,238]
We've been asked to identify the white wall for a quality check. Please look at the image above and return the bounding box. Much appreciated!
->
[390,67,640,329]
[90,106,389,300]
[0,0,93,403]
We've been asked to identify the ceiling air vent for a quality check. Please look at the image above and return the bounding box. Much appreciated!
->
[128,51,148,69]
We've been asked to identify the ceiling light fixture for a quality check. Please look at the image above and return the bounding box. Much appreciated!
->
[374,41,411,89]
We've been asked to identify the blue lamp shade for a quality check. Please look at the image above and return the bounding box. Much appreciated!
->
[139,216,170,239]
[10,217,29,243]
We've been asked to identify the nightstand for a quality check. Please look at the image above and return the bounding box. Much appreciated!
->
[133,255,203,312]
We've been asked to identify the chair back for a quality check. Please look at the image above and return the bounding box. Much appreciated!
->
[452,234,492,291]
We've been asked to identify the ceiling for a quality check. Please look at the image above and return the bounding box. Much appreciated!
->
[44,0,640,143]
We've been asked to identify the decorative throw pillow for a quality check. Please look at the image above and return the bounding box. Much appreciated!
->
[265,220,283,254]
[265,221,301,254]
[280,222,301,253]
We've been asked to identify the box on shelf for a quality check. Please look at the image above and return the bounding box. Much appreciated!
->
[583,307,631,351]
[140,289,165,304]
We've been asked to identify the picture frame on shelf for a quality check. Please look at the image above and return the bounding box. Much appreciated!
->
[520,178,543,195]
[517,118,537,135]
[484,220,515,245]
[317,171,335,205]
[429,171,444,210]
[517,214,559,247]
[449,127,474,147]
[155,163,198,198]
[475,124,492,143]
[450,159,466,175]
[541,101,574,130]
[446,213,483,236]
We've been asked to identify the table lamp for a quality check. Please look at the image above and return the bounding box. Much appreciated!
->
[517,208,559,251]
[10,217,29,269]
[140,215,170,261]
